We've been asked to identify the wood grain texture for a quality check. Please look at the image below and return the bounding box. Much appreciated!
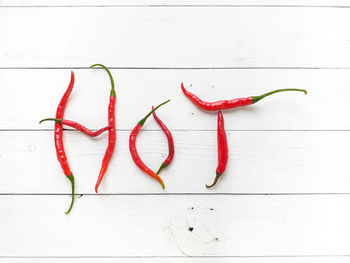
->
[0,7,350,68]
[0,195,349,257]
[1,69,347,130]
[0,130,349,194]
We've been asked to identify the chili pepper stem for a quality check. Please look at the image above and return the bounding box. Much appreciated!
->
[156,162,168,175]
[138,100,170,126]
[206,172,221,188]
[90,64,116,97]
[65,174,75,214]
[251,89,307,104]
[39,118,62,124]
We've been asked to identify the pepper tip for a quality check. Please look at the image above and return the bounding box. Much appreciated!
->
[65,174,75,214]
[181,82,185,91]
[157,178,165,190]
[205,172,221,189]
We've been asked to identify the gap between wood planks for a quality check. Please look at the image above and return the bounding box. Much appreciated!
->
[3,129,350,131]
[2,67,350,69]
[0,193,349,195]
[2,5,350,8]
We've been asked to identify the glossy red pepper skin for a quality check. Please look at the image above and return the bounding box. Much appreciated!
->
[129,100,170,189]
[181,83,252,111]
[129,124,165,189]
[181,83,307,111]
[152,106,174,174]
[91,64,116,193]
[206,111,228,188]
[40,118,110,137]
[95,94,116,192]
[54,71,75,214]
[61,120,110,137]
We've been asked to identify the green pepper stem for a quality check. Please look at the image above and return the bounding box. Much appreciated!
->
[138,100,170,126]
[206,172,221,188]
[156,162,167,175]
[90,64,116,96]
[65,174,75,214]
[39,118,62,124]
[251,89,307,104]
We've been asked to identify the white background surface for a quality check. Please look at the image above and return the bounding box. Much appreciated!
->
[0,0,350,262]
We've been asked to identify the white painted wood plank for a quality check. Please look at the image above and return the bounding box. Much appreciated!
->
[1,130,349,193]
[0,195,349,256]
[1,257,349,263]
[0,69,346,130]
[1,0,350,7]
[1,8,350,67]
[0,1,346,260]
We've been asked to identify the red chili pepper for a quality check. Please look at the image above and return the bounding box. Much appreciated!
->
[90,64,116,193]
[152,106,174,174]
[129,100,170,189]
[206,111,228,188]
[39,118,110,137]
[40,71,75,214]
[181,83,307,111]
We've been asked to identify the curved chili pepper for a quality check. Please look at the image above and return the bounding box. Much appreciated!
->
[129,100,170,189]
[152,106,174,175]
[206,111,228,188]
[39,118,110,137]
[44,71,75,214]
[181,83,307,111]
[90,64,116,193]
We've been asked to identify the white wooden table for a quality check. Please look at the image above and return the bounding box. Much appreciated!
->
[0,0,350,262]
